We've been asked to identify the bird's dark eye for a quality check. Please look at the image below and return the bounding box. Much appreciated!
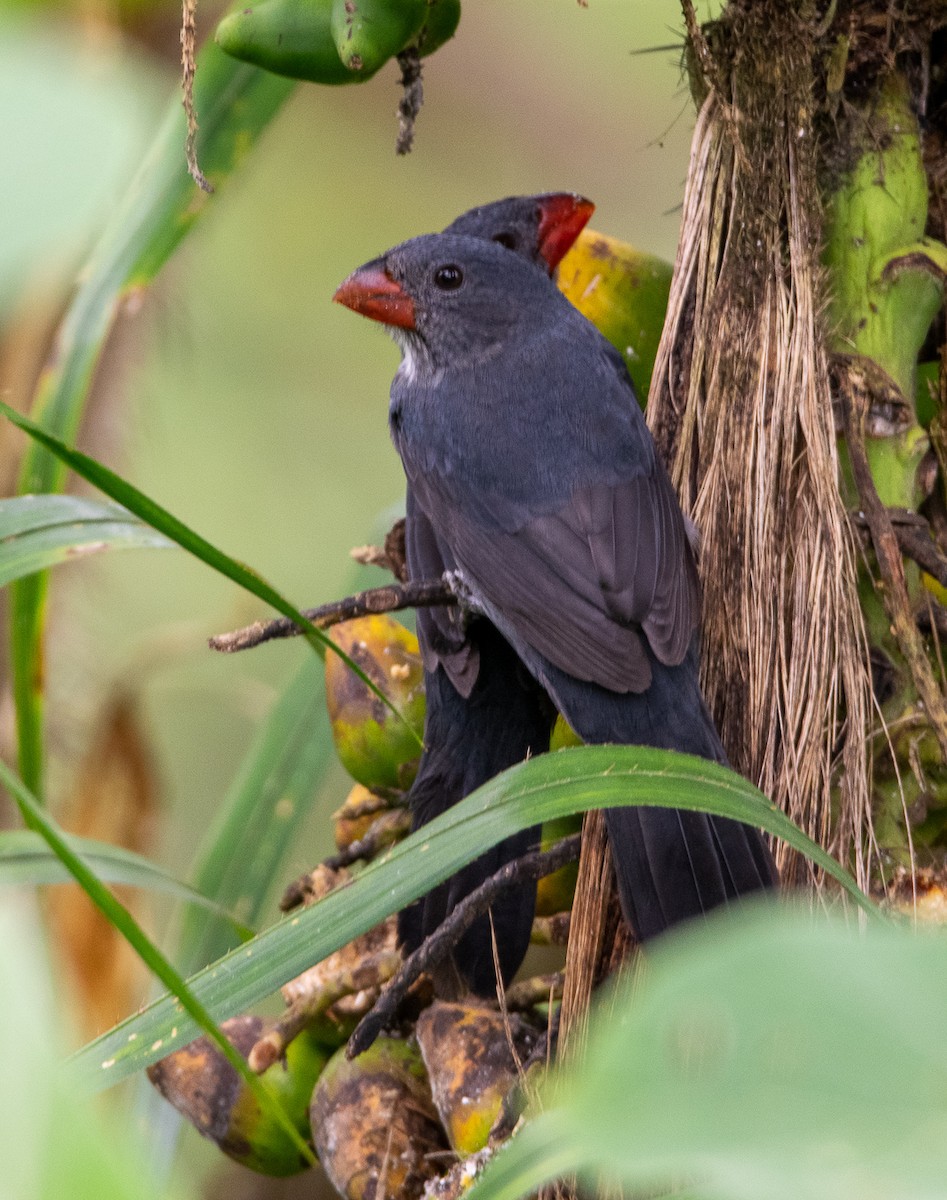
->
[433,264,464,291]
[492,232,517,250]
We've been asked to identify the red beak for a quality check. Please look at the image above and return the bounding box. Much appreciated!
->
[536,194,595,271]
[333,261,416,330]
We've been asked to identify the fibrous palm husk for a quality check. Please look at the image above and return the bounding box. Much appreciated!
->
[646,2,874,891]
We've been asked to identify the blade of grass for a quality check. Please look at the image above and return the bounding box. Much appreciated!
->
[0,756,315,1167]
[0,830,251,936]
[178,654,332,971]
[11,45,294,800]
[70,744,878,1092]
[1,401,421,747]
[0,495,172,586]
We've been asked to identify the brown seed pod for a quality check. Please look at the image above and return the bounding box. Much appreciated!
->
[147,1016,328,1176]
[324,615,425,793]
[415,1001,538,1156]
[311,1036,446,1199]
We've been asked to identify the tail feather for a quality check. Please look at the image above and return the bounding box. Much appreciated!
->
[709,815,779,898]
[542,643,779,942]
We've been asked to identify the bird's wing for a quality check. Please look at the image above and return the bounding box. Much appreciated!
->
[404,488,480,697]
[416,465,700,695]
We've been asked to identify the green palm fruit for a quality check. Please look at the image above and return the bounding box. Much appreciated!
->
[147,1016,329,1176]
[411,0,461,57]
[324,614,425,793]
[330,0,427,75]
[557,228,673,405]
[311,1037,445,1199]
[824,73,945,512]
[216,0,368,85]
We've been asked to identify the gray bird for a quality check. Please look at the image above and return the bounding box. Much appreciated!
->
[398,194,594,996]
[334,231,777,979]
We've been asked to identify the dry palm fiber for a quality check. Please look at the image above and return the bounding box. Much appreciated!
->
[646,1,873,890]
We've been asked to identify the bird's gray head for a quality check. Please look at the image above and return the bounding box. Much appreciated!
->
[333,232,574,373]
[443,192,593,273]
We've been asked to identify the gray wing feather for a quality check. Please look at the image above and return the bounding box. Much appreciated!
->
[413,463,700,696]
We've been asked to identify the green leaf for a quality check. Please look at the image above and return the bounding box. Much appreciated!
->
[70,745,876,1092]
[467,905,947,1200]
[0,494,172,587]
[10,42,293,799]
[178,654,333,971]
[0,830,250,934]
[0,755,315,1168]
[0,896,197,1200]
[1,402,421,750]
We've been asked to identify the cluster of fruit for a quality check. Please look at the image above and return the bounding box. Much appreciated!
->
[147,224,676,1195]
[149,612,575,1197]
[215,0,461,85]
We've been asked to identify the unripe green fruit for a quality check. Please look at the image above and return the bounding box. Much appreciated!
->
[411,0,461,57]
[330,0,427,75]
[536,814,581,915]
[216,0,369,85]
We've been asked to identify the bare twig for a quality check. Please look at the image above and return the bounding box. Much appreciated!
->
[530,912,571,946]
[333,791,394,824]
[841,382,947,760]
[249,947,402,1072]
[347,834,581,1058]
[395,47,423,155]
[209,578,456,653]
[851,507,947,591]
[504,972,565,1010]
[180,0,212,192]
[323,808,412,871]
[351,517,408,582]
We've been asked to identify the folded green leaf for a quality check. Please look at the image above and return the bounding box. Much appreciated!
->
[70,744,876,1092]
[0,495,172,588]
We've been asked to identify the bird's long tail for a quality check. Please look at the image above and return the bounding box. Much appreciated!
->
[545,645,778,942]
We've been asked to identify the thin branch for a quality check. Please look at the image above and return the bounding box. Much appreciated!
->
[351,518,408,582]
[840,381,947,760]
[322,808,411,871]
[180,0,212,193]
[209,578,456,653]
[851,507,947,590]
[895,519,947,591]
[249,947,402,1072]
[504,972,565,1010]
[346,834,581,1059]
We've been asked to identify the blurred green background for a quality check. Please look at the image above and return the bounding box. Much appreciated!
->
[2,0,698,864]
[1,0,699,1190]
